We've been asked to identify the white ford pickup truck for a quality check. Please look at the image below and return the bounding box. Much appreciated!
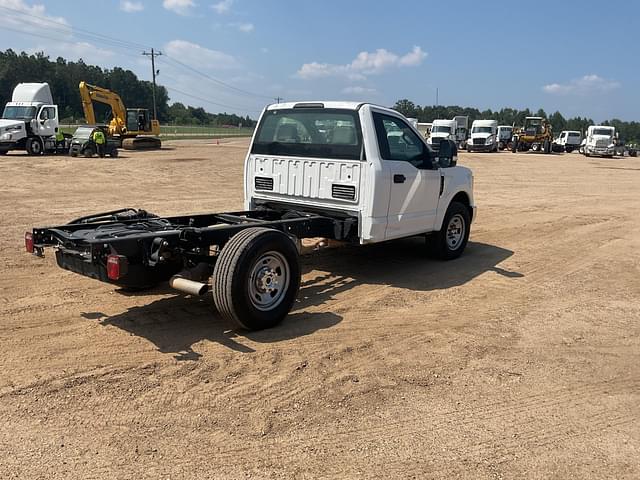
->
[27,101,476,330]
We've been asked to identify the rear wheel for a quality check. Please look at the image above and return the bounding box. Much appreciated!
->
[26,137,43,155]
[109,148,119,158]
[426,202,471,260]
[83,146,95,158]
[213,227,301,330]
[532,143,540,152]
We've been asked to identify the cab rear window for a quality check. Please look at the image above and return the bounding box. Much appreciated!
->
[251,108,363,160]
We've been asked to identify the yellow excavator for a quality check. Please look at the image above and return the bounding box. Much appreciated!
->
[78,81,161,150]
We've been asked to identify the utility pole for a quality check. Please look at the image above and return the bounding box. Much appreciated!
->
[142,48,162,120]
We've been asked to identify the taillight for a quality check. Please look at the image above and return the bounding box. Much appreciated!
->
[25,231,34,253]
[106,254,128,281]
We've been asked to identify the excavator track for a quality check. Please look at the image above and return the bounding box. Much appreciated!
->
[122,136,162,150]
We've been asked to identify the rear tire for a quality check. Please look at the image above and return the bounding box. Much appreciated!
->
[26,137,43,156]
[83,146,95,158]
[426,202,471,260]
[109,148,118,158]
[213,227,301,331]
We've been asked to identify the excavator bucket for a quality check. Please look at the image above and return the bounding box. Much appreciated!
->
[122,136,162,150]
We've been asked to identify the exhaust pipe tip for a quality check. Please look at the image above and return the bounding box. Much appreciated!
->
[169,276,209,296]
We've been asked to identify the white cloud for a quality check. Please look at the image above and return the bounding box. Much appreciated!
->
[296,46,427,80]
[163,0,195,15]
[164,39,240,70]
[543,74,621,95]
[212,0,233,14]
[0,0,71,36]
[230,22,253,32]
[341,86,377,95]
[120,0,144,12]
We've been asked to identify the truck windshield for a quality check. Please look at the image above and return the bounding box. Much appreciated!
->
[2,105,37,120]
[251,108,362,160]
[593,128,613,136]
[472,126,493,134]
[431,126,452,134]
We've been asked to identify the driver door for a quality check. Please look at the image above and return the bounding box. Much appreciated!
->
[36,105,57,137]
[372,112,442,240]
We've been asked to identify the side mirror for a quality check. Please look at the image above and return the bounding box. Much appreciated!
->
[438,139,457,167]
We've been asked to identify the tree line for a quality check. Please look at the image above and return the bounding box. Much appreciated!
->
[393,99,640,143]
[0,49,255,127]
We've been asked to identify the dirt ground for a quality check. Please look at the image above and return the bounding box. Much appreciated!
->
[1,139,638,479]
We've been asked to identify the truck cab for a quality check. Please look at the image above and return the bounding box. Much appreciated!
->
[426,119,457,150]
[245,102,475,244]
[467,120,498,152]
[583,125,616,157]
[0,83,61,155]
[553,130,582,153]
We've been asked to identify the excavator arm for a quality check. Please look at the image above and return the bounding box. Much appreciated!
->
[78,81,128,135]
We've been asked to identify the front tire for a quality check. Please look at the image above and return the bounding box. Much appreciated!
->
[213,227,301,330]
[83,146,95,158]
[26,137,43,155]
[427,202,471,260]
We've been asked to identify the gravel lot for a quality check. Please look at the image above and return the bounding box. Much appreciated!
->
[1,139,638,479]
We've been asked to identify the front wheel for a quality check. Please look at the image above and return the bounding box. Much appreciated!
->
[83,146,95,158]
[213,227,301,330]
[427,202,471,260]
[26,137,43,155]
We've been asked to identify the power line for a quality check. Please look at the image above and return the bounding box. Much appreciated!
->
[163,84,263,113]
[161,54,273,100]
[158,72,260,111]
[0,5,151,51]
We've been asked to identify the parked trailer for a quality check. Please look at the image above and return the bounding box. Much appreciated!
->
[27,102,476,331]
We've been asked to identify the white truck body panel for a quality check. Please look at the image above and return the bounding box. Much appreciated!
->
[245,102,475,244]
[11,83,53,104]
[584,125,615,156]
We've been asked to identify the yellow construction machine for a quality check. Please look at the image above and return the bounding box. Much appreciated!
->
[78,81,161,150]
[511,116,553,154]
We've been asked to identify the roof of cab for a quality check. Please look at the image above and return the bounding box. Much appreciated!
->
[265,101,400,114]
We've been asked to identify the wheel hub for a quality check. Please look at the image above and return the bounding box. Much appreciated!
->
[446,214,465,250]
[248,252,290,311]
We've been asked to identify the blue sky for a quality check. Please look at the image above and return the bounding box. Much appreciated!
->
[0,0,638,121]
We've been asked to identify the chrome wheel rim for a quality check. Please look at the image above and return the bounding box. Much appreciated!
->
[446,214,465,250]
[248,251,290,311]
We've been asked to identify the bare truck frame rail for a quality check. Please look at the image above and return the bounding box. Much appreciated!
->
[26,207,357,330]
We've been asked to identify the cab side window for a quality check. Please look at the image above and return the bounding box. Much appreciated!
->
[373,112,432,169]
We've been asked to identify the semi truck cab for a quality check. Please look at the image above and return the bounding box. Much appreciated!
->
[0,83,63,155]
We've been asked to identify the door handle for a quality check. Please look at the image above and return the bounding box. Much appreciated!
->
[393,174,406,184]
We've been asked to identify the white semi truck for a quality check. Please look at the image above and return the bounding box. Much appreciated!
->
[27,101,476,330]
[0,82,68,155]
[467,119,498,153]
[581,125,617,157]
[426,119,457,150]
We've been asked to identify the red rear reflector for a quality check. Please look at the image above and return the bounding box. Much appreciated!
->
[25,232,34,253]
[106,254,128,281]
